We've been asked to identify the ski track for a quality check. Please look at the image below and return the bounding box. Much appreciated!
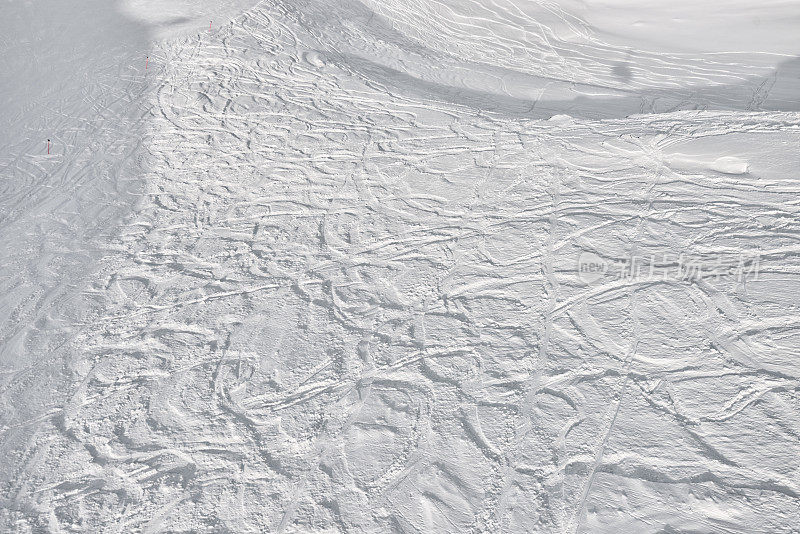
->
[2,0,800,532]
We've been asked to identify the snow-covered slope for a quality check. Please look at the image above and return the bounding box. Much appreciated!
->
[2,1,799,532]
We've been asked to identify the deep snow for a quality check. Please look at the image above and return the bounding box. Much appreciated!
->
[1,1,800,532]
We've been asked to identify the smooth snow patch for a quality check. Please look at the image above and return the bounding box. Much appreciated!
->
[711,156,750,175]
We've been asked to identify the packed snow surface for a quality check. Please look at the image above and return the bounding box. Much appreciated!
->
[1,0,800,532]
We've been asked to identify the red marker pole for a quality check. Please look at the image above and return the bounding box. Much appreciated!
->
[145,56,149,70]
[210,20,212,31]
[47,139,50,155]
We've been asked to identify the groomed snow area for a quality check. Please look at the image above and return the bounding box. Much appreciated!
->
[1,0,800,532]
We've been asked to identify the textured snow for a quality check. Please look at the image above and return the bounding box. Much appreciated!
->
[2,0,800,532]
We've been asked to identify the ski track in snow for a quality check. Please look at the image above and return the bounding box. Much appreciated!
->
[2,0,800,532]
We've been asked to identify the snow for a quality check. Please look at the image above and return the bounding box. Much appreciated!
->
[1,0,799,532]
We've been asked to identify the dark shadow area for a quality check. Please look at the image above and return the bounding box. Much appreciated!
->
[326,50,800,119]
[336,54,800,120]
[165,16,194,26]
